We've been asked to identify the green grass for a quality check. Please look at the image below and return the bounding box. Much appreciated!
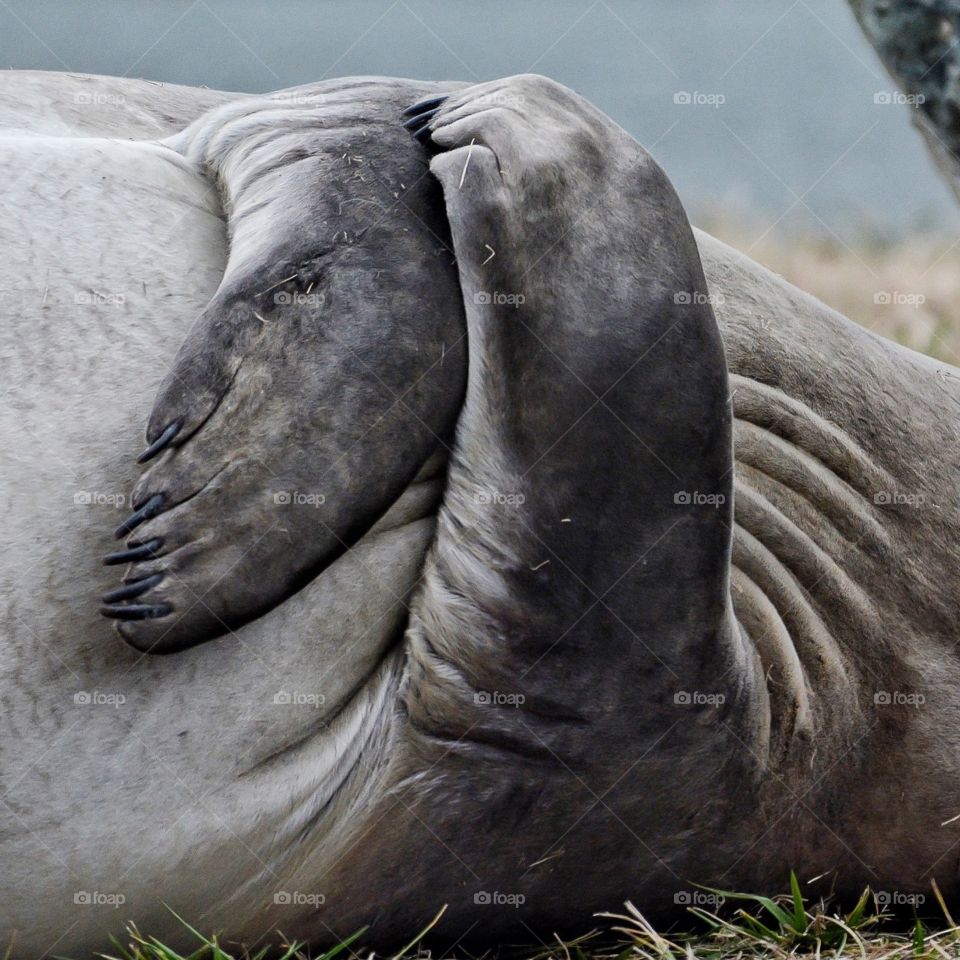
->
[44,878,960,960]
[65,915,363,960]
[594,875,960,959]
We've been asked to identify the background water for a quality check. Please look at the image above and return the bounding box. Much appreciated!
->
[2,0,957,241]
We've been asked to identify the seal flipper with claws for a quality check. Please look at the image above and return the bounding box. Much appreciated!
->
[102,80,468,653]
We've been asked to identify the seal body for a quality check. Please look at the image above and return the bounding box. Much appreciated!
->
[2,70,960,956]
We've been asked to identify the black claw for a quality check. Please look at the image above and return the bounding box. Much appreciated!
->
[113,494,165,540]
[103,538,164,566]
[413,124,436,145]
[402,106,442,132]
[100,602,172,621]
[101,573,163,604]
[402,94,448,118]
[137,420,182,464]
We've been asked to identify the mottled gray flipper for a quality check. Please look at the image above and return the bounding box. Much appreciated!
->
[403,76,756,773]
[102,82,467,653]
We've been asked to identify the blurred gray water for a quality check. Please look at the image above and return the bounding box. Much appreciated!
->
[2,0,957,240]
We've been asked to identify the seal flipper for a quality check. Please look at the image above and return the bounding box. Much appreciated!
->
[402,76,759,767]
[103,83,467,653]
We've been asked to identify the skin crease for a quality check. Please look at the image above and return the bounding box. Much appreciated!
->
[2,70,960,956]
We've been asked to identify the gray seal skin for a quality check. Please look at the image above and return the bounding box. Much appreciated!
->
[3,70,960,956]
[101,78,469,650]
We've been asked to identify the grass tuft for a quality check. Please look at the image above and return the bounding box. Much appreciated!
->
[42,878,960,959]
[596,876,960,959]
[67,909,365,960]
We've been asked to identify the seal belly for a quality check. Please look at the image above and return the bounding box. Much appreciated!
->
[0,134,228,662]
[0,127,438,952]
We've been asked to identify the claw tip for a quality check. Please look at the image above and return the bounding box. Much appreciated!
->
[137,420,182,464]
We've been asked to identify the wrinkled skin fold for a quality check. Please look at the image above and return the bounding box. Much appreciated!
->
[2,71,960,957]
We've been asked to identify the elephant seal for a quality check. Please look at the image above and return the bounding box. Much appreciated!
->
[3,70,960,957]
